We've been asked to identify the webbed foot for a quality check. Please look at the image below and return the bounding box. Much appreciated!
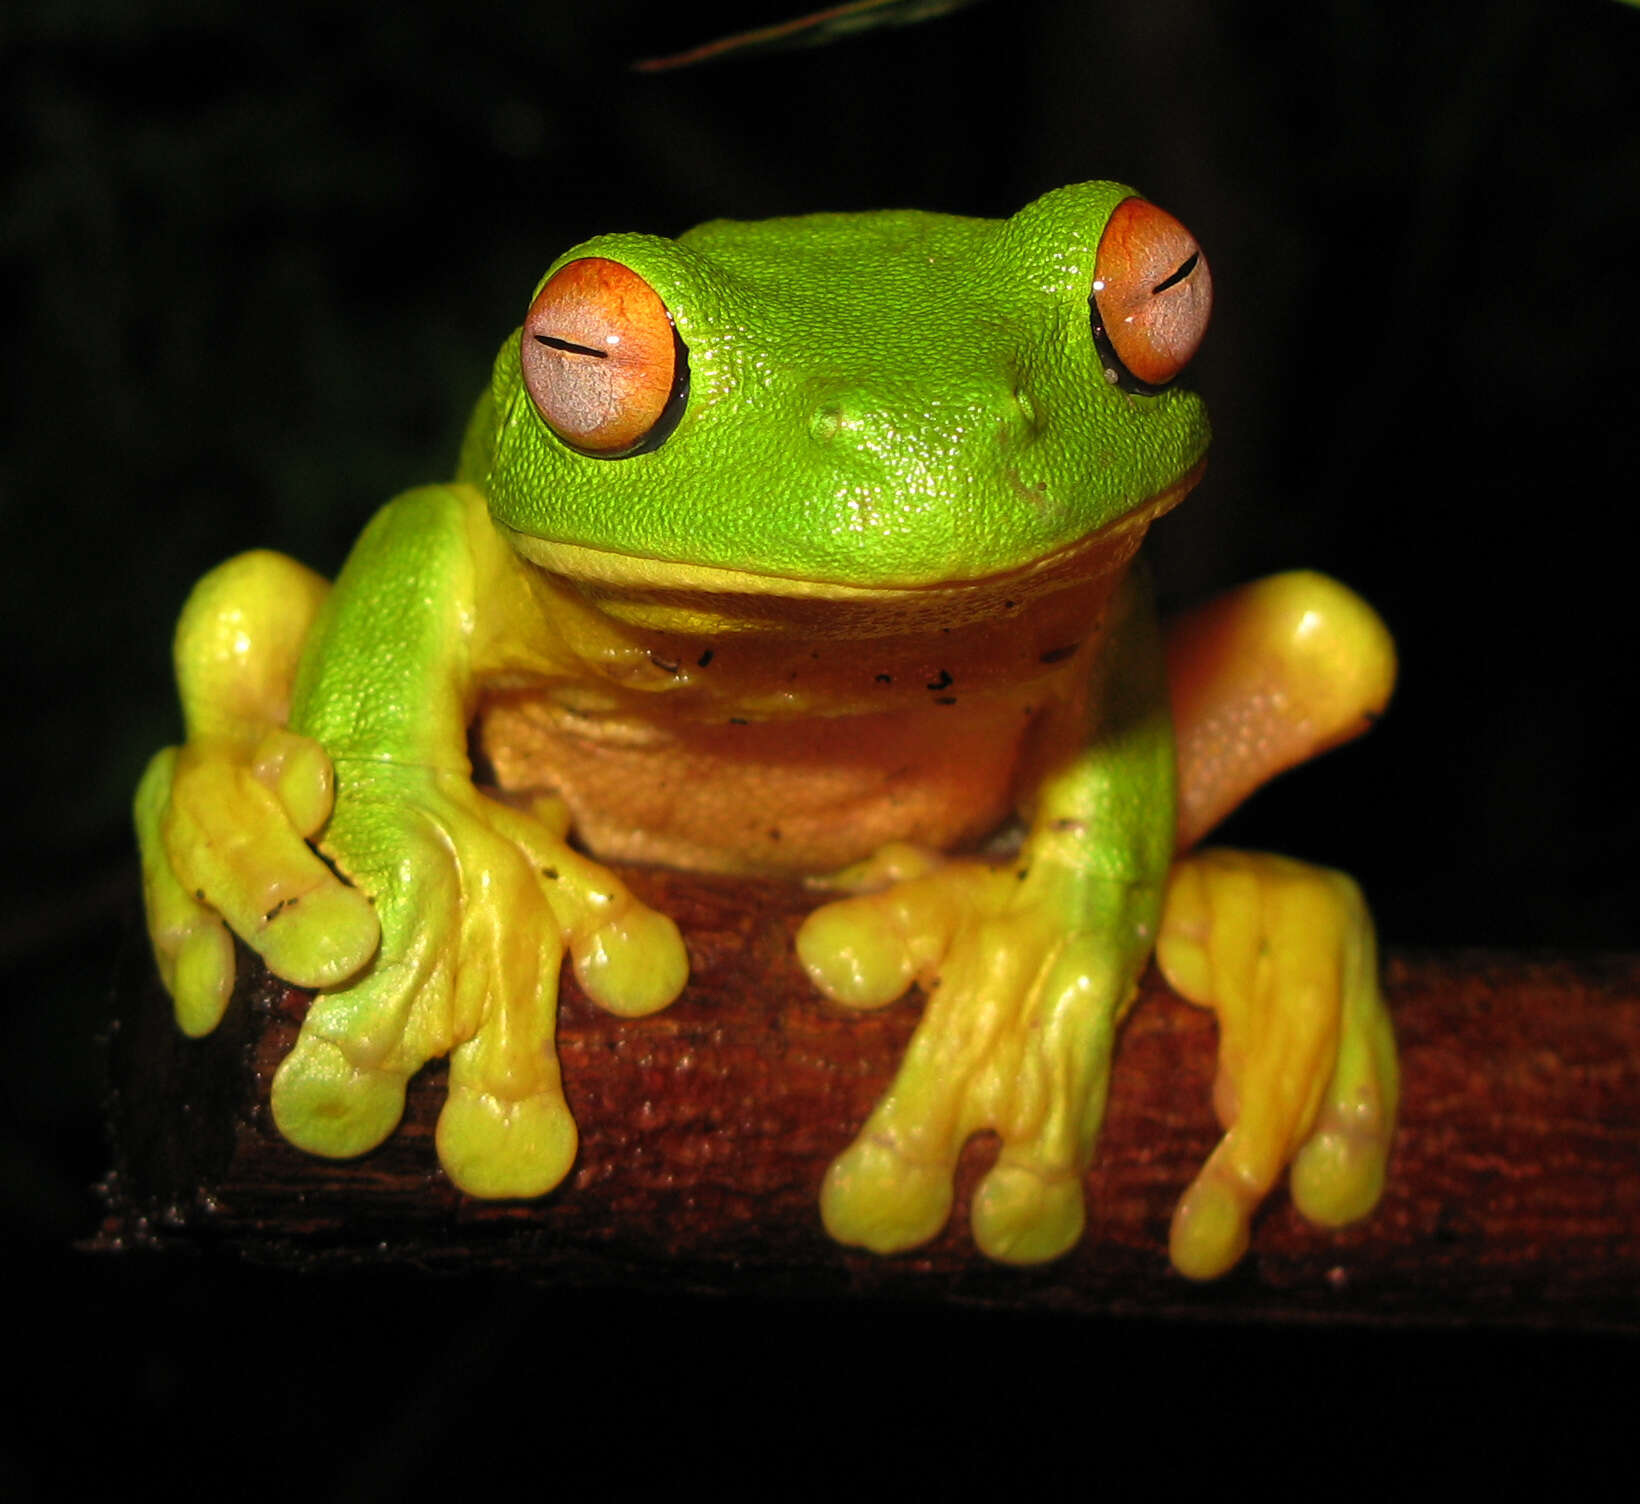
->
[134,551,377,1036]
[1156,848,1398,1279]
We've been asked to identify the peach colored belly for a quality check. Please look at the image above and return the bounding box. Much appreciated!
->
[475,692,1036,877]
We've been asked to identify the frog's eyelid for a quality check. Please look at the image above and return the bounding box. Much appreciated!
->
[534,334,608,360]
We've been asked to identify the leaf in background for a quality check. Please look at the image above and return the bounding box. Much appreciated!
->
[634,0,987,72]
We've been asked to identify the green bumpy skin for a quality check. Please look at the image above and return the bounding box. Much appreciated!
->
[135,182,1399,1275]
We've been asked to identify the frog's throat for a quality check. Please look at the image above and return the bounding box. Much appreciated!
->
[501,462,1203,637]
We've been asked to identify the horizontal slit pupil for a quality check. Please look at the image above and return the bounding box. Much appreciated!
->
[1152,252,1199,295]
[535,334,608,359]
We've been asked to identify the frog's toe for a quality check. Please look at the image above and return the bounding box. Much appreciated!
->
[251,727,335,838]
[270,1032,408,1159]
[1169,1160,1254,1280]
[1157,848,1398,1275]
[1294,923,1398,1228]
[137,746,238,1035]
[971,1158,1085,1265]
[1291,1113,1388,1228]
[255,882,380,992]
[820,1136,954,1253]
[170,920,238,1037]
[436,1080,577,1200]
[797,895,915,1010]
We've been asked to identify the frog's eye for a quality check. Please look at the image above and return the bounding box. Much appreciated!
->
[521,257,690,457]
[1090,198,1212,393]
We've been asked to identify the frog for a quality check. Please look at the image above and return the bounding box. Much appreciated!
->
[134,181,1398,1278]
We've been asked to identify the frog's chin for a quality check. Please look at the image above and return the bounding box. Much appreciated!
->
[501,461,1202,637]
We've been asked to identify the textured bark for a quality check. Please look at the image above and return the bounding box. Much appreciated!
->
[100,868,1640,1330]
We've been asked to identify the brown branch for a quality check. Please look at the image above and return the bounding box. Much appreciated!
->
[99,868,1640,1330]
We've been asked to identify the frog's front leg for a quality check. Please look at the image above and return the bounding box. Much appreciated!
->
[269,764,683,1195]
[799,574,1174,1263]
[139,486,687,1196]
[266,485,687,1196]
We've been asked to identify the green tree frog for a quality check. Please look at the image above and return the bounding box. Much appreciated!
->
[135,182,1398,1277]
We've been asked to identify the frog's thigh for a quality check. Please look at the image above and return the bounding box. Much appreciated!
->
[1155,849,1398,1280]
[1167,571,1395,850]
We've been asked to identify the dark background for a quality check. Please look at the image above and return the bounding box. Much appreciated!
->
[4,0,1636,1490]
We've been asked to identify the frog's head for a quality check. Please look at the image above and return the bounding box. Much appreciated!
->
[476,182,1211,600]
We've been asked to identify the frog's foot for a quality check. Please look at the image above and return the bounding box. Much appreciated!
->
[270,773,687,1197]
[799,860,1138,1264]
[1155,848,1398,1280]
[135,550,376,1034]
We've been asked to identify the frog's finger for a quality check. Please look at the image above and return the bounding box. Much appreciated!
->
[270,813,469,1160]
[437,855,577,1198]
[271,1018,416,1161]
[270,916,453,1162]
[797,860,1014,1010]
[969,931,1122,1264]
[797,895,917,1010]
[164,740,379,991]
[493,801,687,1019]
[136,747,237,1035]
[821,1133,959,1254]
[805,841,945,896]
[820,908,1016,1248]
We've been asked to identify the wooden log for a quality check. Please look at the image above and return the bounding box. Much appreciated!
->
[99,868,1640,1330]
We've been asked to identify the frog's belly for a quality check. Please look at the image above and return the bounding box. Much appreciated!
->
[476,693,1034,877]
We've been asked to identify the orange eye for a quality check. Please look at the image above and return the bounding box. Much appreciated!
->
[521,257,689,456]
[1090,198,1212,392]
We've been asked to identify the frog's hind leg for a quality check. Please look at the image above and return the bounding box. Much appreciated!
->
[135,551,379,1037]
[1157,571,1399,1279]
[1155,850,1398,1280]
[1166,570,1395,850]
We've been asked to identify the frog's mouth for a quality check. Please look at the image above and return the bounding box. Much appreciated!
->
[503,460,1202,638]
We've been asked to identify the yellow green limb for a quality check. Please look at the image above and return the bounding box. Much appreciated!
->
[802,569,1174,1264]
[134,551,380,1034]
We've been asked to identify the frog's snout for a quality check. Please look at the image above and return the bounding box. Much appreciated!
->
[803,377,1040,464]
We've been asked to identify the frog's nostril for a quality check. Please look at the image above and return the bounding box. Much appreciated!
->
[1012,387,1038,426]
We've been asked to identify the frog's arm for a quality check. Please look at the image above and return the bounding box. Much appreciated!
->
[266,484,686,1195]
[799,569,1174,1263]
